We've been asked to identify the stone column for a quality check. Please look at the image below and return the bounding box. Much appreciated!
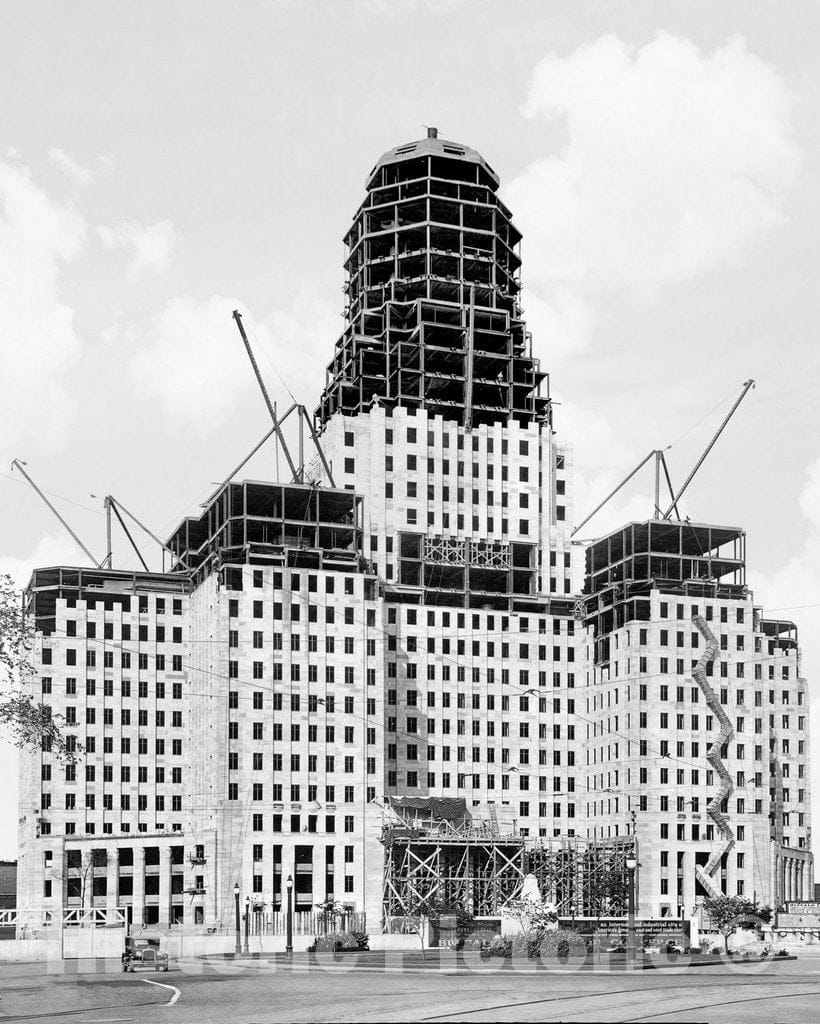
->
[51,845,65,917]
[158,848,172,928]
[132,848,145,930]
[106,850,119,915]
[81,849,93,914]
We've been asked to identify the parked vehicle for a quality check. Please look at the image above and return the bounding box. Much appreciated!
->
[122,935,169,972]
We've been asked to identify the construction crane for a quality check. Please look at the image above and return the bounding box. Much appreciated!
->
[661,379,755,519]
[571,378,755,537]
[103,496,190,572]
[231,310,336,487]
[11,460,100,567]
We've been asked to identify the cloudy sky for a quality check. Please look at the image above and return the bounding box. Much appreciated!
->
[2,0,819,859]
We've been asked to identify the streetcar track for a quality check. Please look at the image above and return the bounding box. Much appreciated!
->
[617,987,820,1023]
[0,998,162,1021]
[422,979,820,1021]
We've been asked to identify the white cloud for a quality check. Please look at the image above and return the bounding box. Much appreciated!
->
[0,530,88,591]
[522,288,594,364]
[752,456,820,621]
[98,218,179,277]
[95,154,116,176]
[126,287,338,433]
[559,398,657,540]
[48,147,93,188]
[507,32,800,361]
[261,287,341,404]
[0,159,86,457]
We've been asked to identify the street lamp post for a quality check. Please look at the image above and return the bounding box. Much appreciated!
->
[286,875,293,957]
[626,852,638,968]
[243,896,250,955]
[233,882,241,957]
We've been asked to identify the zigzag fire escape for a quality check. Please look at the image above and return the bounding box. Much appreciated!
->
[692,613,735,896]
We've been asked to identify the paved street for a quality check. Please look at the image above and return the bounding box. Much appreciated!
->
[1,957,820,1022]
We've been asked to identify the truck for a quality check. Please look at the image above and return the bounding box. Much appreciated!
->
[122,935,170,972]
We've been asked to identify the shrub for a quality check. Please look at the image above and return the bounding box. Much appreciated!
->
[312,931,361,953]
[511,932,543,959]
[480,936,512,960]
[352,931,370,951]
[538,929,588,961]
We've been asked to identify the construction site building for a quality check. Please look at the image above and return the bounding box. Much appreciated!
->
[583,520,812,915]
[15,131,812,935]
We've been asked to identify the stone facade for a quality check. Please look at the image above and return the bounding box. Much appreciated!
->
[15,132,812,931]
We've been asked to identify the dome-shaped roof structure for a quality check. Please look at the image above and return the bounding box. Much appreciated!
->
[365,128,500,189]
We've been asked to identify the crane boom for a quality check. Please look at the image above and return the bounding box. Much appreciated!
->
[571,450,657,538]
[232,310,300,482]
[12,460,100,567]
[661,379,755,519]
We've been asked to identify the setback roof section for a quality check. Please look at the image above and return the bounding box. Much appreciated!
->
[165,479,366,582]
[366,135,500,189]
[584,519,747,598]
[26,566,188,595]
[165,478,362,550]
[586,519,744,567]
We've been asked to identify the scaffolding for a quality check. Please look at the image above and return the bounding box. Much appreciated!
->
[381,807,636,929]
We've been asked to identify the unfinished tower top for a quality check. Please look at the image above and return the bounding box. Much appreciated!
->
[316,133,549,430]
[366,133,500,190]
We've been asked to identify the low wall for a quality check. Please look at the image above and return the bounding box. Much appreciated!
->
[0,938,60,963]
[368,934,422,952]
[0,928,124,962]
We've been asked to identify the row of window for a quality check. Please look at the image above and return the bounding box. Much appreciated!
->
[44,821,184,836]
[43,764,182,783]
[388,609,574,632]
[59,708,183,727]
[382,484,541,508]
[632,685,802,706]
[378,452,540,483]
[42,679,184,698]
[64,622,184,642]
[239,572,358,596]
[347,425,542,456]
[402,507,567,528]
[63,596,184,615]
[233,663,361,684]
[43,649,185,671]
[43,736,184,759]
[658,603,746,623]
[388,665,576,686]
[637,709,806,737]
[223,811,359,834]
[617,655,791,680]
[387,713,576,735]
[227,754,363,776]
[47,793,184,812]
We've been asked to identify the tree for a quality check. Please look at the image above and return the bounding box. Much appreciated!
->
[587,862,631,922]
[704,896,772,953]
[0,573,77,761]
[502,896,559,934]
[315,896,344,934]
